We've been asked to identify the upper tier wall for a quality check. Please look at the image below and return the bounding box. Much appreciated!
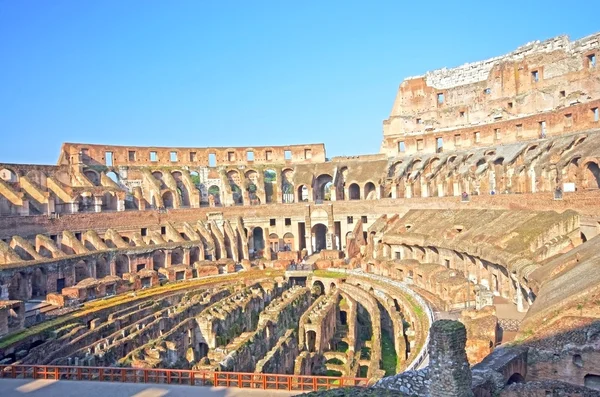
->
[58,143,326,168]
[382,32,600,155]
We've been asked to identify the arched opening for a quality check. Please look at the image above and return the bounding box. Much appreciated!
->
[102,192,118,211]
[364,182,376,200]
[153,250,166,270]
[264,169,276,203]
[312,280,325,296]
[298,185,309,202]
[8,272,28,300]
[198,342,209,359]
[0,168,18,183]
[190,247,200,264]
[76,194,95,213]
[581,232,588,243]
[340,310,348,325]
[31,268,47,298]
[330,282,336,291]
[282,169,294,203]
[584,162,600,189]
[252,227,265,258]
[283,232,294,251]
[348,183,360,200]
[83,170,100,185]
[172,171,190,207]
[573,354,584,368]
[152,171,166,189]
[106,171,119,184]
[269,233,279,256]
[162,191,174,209]
[227,170,243,205]
[311,224,328,253]
[74,260,89,283]
[506,373,525,385]
[207,185,221,206]
[306,330,317,352]
[584,374,600,390]
[314,174,333,201]
[171,248,184,265]
[96,256,110,278]
[115,255,129,277]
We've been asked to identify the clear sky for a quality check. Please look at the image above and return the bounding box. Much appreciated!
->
[0,0,597,164]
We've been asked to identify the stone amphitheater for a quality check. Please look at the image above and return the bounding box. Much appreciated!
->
[2,32,600,396]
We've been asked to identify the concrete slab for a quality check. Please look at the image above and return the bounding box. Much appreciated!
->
[0,379,299,397]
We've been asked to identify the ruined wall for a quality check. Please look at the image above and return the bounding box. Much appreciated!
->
[382,33,600,156]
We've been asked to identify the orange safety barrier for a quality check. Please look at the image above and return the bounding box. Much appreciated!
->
[0,364,369,391]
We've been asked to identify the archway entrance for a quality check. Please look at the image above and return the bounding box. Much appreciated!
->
[312,223,328,253]
[348,183,360,200]
[252,227,265,258]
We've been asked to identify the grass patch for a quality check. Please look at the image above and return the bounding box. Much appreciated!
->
[313,270,346,279]
[381,331,397,376]
[325,358,344,365]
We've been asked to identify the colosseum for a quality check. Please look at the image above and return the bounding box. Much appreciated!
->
[1,32,600,396]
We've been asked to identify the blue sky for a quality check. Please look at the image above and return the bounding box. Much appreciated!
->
[0,1,597,164]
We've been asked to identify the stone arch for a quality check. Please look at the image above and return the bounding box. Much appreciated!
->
[190,246,200,264]
[115,254,129,277]
[106,171,119,184]
[227,170,243,205]
[171,248,184,265]
[364,182,377,200]
[264,169,277,203]
[282,168,294,203]
[102,192,118,211]
[207,185,221,206]
[31,268,47,298]
[152,171,166,189]
[269,233,279,254]
[297,185,309,202]
[153,250,166,270]
[162,191,174,209]
[583,161,600,189]
[348,183,360,200]
[506,373,525,385]
[251,227,265,257]
[311,223,328,253]
[83,169,100,185]
[172,171,190,207]
[584,374,600,390]
[74,260,90,283]
[96,256,110,278]
[8,272,29,300]
[314,174,333,201]
[312,280,325,296]
[306,330,317,352]
[283,232,294,251]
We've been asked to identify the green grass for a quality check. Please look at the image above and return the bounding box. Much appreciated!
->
[325,369,343,377]
[325,358,344,365]
[381,331,397,376]
[313,270,346,279]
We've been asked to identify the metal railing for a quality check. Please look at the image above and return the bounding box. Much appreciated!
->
[326,268,435,371]
[0,364,368,391]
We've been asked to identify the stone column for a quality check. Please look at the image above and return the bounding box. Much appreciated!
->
[428,320,473,397]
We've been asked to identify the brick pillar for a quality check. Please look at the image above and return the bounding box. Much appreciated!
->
[429,320,473,397]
